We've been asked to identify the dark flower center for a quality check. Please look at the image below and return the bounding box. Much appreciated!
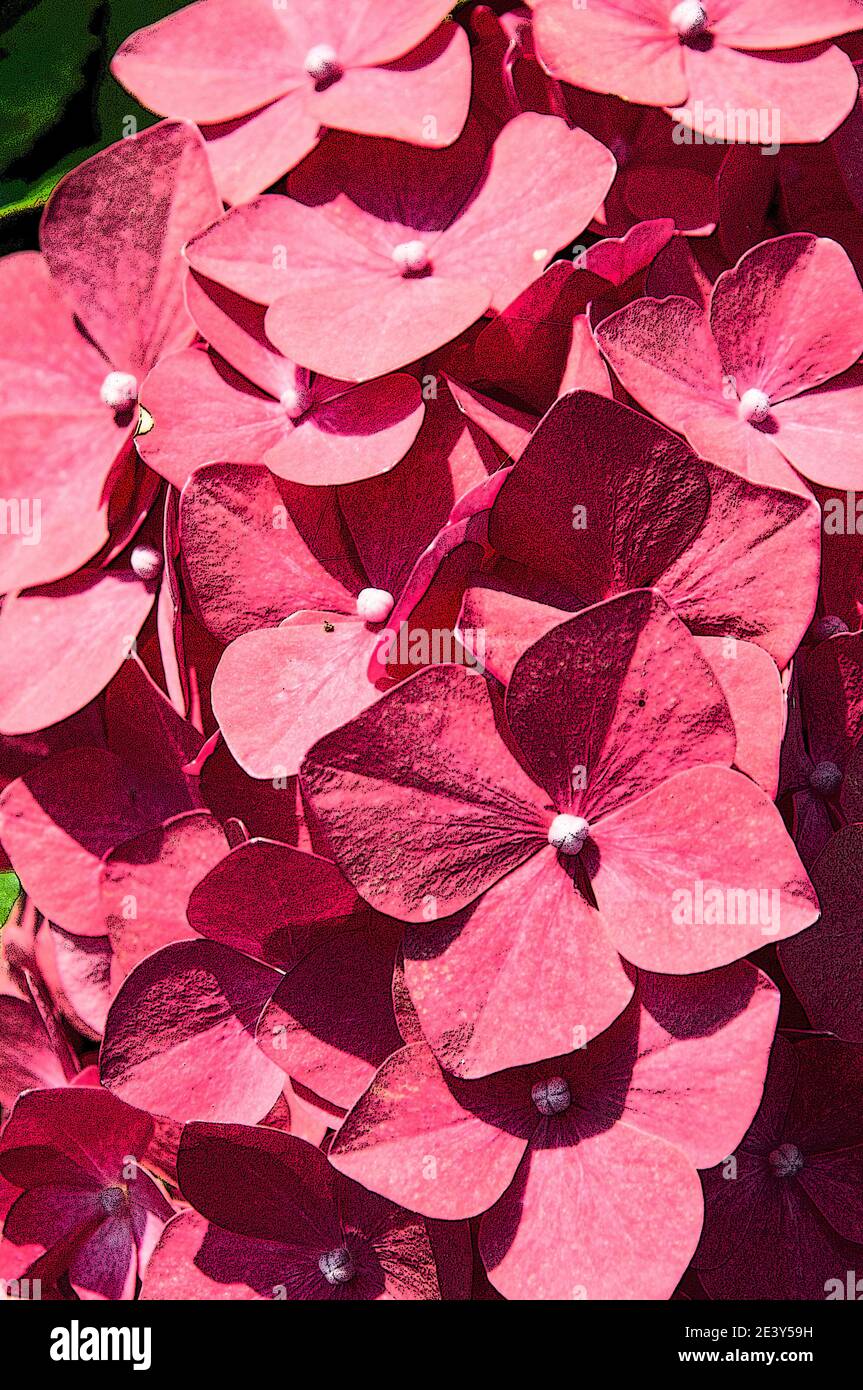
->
[768,1143,804,1177]
[319,1246,355,1285]
[532,1076,571,1115]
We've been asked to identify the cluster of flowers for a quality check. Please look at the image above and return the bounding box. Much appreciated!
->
[2,0,863,1303]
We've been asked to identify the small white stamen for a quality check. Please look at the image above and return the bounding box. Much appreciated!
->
[130,544,163,582]
[392,241,430,276]
[809,761,842,797]
[280,385,310,420]
[318,1247,354,1285]
[356,587,394,624]
[768,1143,803,1177]
[100,371,138,411]
[738,388,771,424]
[532,248,548,263]
[531,1076,571,1116]
[304,44,342,84]
[670,1,708,39]
[547,813,590,855]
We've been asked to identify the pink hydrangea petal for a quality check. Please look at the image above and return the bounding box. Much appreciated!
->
[710,235,863,405]
[100,811,230,984]
[213,616,381,779]
[185,194,383,307]
[695,637,784,796]
[266,374,424,485]
[479,1124,703,1300]
[0,254,131,592]
[769,367,863,488]
[301,665,550,922]
[591,764,819,972]
[112,0,303,123]
[505,590,735,820]
[100,940,284,1124]
[314,0,458,67]
[712,0,863,48]
[435,115,617,311]
[620,964,780,1168]
[266,271,491,382]
[184,271,298,397]
[532,0,688,107]
[596,294,730,432]
[138,349,289,488]
[199,94,321,205]
[403,846,633,1077]
[140,1210,263,1300]
[330,1043,529,1219]
[672,43,858,145]
[0,566,155,737]
[308,25,471,147]
[41,121,221,375]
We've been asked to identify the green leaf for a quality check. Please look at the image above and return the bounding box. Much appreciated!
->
[0,872,20,928]
[0,0,102,176]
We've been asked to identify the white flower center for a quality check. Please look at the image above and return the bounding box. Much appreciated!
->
[670,1,708,39]
[809,761,842,797]
[547,813,590,855]
[318,1247,354,1285]
[392,240,430,276]
[280,385,310,420]
[130,544,163,582]
[304,44,342,84]
[531,1076,571,1116]
[768,1143,803,1177]
[100,371,138,411]
[356,587,394,624]
[738,388,771,424]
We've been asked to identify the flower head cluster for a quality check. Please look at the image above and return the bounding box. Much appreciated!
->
[2,0,863,1303]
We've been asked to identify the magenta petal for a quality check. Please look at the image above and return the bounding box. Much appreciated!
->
[257,915,402,1109]
[479,1125,702,1301]
[404,847,633,1077]
[0,1085,154,1187]
[330,1043,528,1219]
[506,590,735,819]
[187,838,359,966]
[592,765,819,972]
[0,748,182,937]
[180,464,361,642]
[41,121,221,375]
[100,941,284,1124]
[780,826,863,1041]
[301,665,550,921]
